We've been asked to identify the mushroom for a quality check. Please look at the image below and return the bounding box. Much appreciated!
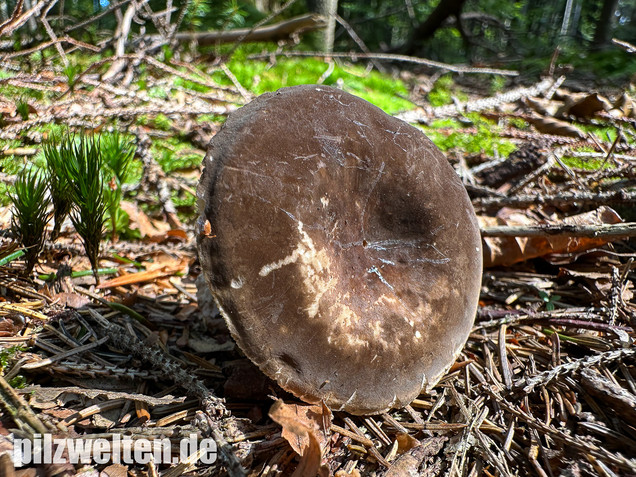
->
[197,85,482,415]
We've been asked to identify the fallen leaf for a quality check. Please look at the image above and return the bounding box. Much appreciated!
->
[119,200,170,240]
[524,96,559,116]
[556,92,611,119]
[396,432,418,454]
[269,399,331,477]
[481,206,623,267]
[52,292,92,309]
[525,115,585,138]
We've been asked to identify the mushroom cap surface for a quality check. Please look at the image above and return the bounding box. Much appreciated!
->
[197,85,482,415]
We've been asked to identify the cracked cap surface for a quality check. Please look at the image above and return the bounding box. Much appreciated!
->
[197,85,482,415]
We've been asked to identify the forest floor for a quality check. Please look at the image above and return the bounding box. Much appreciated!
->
[0,48,635,477]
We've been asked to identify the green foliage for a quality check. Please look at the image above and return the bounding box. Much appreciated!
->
[45,133,108,284]
[539,290,561,311]
[10,168,51,276]
[100,132,136,241]
[101,131,135,184]
[183,0,263,30]
[43,140,73,240]
[62,62,83,90]
[15,98,30,121]
[162,45,174,63]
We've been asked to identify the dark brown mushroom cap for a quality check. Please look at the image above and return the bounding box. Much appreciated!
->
[197,85,482,415]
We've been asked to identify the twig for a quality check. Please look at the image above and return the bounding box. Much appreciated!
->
[334,13,385,73]
[64,0,133,32]
[0,36,99,60]
[22,335,109,369]
[398,76,557,123]
[162,13,324,46]
[472,189,636,209]
[225,0,299,58]
[0,374,51,435]
[480,222,636,238]
[0,0,49,37]
[515,347,636,394]
[249,50,519,77]
[612,38,636,53]
[486,386,636,472]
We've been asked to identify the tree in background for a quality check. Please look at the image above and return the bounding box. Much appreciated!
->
[592,0,621,50]
[0,0,634,76]
[306,0,338,53]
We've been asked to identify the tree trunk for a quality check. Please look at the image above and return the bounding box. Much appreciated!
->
[22,0,38,33]
[405,0,468,55]
[306,0,337,53]
[560,0,574,37]
[592,0,619,50]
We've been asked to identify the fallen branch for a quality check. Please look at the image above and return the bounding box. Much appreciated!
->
[480,222,636,238]
[473,190,636,210]
[164,13,325,46]
[249,50,519,76]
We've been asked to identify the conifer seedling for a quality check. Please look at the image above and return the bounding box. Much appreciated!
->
[10,169,51,276]
[100,131,135,241]
[43,140,72,240]
[46,133,108,284]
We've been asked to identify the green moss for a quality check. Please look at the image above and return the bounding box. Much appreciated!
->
[173,77,211,94]
[152,138,204,173]
[422,115,516,157]
[196,114,225,124]
[427,74,467,107]
[560,150,615,171]
[208,47,414,114]
[153,113,173,131]
[0,183,11,206]
[172,188,198,223]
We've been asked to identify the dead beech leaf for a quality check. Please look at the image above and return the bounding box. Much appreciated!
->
[557,92,611,119]
[525,115,585,138]
[119,200,170,240]
[524,96,559,116]
[481,206,623,267]
[612,92,634,118]
[269,399,330,477]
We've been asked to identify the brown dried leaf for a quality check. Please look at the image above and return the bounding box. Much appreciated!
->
[395,432,418,454]
[481,206,623,267]
[612,92,634,118]
[523,97,559,116]
[557,93,611,118]
[119,200,170,240]
[269,399,331,477]
[0,315,24,337]
[525,115,585,138]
